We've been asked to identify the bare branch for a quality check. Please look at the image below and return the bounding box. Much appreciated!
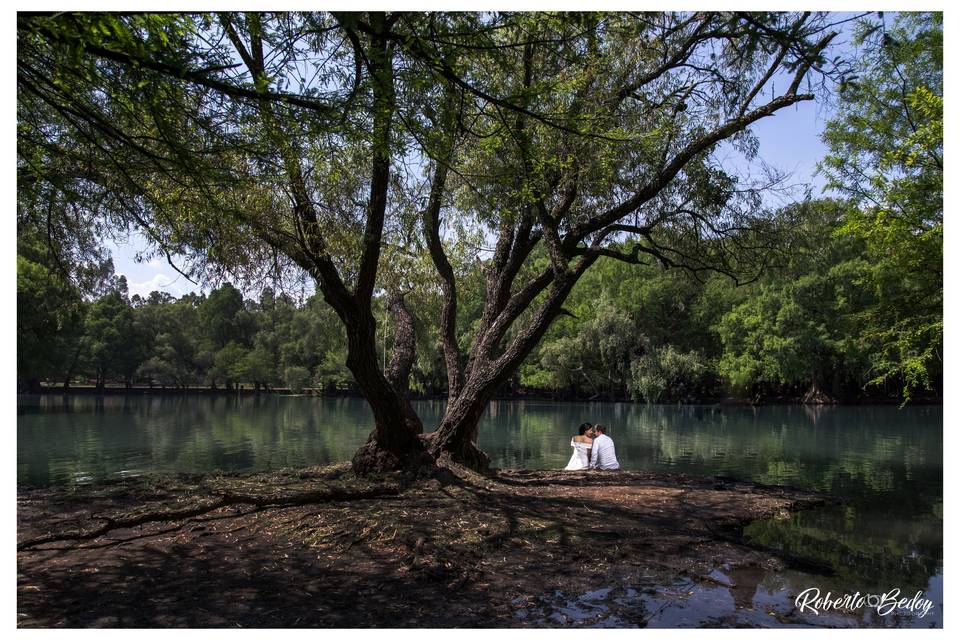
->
[422,90,465,399]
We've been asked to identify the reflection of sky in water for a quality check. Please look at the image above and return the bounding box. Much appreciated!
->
[17,396,941,628]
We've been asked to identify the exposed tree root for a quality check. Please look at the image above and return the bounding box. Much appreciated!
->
[425,433,491,473]
[350,439,437,475]
[17,481,405,551]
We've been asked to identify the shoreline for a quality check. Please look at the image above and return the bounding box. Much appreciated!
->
[18,387,943,407]
[18,465,843,628]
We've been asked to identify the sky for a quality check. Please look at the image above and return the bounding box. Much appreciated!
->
[104,12,851,301]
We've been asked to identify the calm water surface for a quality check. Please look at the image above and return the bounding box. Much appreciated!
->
[17,395,942,627]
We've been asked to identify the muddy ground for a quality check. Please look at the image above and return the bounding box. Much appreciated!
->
[17,465,837,628]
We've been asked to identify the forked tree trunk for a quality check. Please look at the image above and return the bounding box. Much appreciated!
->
[346,303,431,475]
[428,272,587,471]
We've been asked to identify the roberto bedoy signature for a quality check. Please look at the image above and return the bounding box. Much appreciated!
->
[795,587,935,618]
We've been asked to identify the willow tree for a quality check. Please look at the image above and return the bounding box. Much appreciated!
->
[18,12,838,472]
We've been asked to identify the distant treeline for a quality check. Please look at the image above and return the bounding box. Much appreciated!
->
[17,199,941,404]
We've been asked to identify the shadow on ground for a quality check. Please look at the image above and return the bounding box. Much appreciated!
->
[17,466,835,627]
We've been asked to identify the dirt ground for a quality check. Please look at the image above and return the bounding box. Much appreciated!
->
[17,465,835,628]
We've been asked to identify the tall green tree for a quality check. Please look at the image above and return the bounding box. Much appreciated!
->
[715,200,876,399]
[819,12,942,401]
[135,292,203,388]
[79,280,143,388]
[16,250,85,391]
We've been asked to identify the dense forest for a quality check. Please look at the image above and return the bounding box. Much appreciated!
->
[18,196,941,404]
[17,11,942,472]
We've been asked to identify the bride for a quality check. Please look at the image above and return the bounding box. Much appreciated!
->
[564,423,596,470]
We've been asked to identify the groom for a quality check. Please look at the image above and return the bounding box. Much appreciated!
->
[588,424,620,470]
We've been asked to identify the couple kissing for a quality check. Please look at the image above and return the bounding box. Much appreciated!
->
[564,422,620,471]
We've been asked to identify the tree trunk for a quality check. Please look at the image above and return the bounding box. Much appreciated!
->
[317,16,431,476]
[346,307,430,475]
[384,292,424,437]
[63,342,83,390]
[429,329,549,469]
[428,384,493,471]
[426,260,588,469]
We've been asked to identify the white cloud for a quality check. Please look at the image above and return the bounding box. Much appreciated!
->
[126,272,191,299]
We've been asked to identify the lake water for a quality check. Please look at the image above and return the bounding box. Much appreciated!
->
[17,395,942,627]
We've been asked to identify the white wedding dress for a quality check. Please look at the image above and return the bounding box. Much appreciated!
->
[564,439,592,470]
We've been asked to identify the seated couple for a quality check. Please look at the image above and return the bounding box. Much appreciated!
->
[564,422,620,471]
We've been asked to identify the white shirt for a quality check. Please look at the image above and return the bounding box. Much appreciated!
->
[589,433,620,470]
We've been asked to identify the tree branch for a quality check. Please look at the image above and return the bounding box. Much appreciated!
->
[353,17,395,305]
[26,18,338,119]
[422,89,465,399]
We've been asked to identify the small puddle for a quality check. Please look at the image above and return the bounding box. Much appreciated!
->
[512,586,648,627]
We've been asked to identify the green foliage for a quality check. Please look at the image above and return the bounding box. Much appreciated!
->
[819,12,942,402]
[16,254,84,386]
[284,366,311,394]
[515,197,933,403]
[200,283,248,350]
[629,345,709,404]
[134,293,202,387]
[238,346,277,388]
[211,342,248,387]
[80,286,142,387]
[717,284,825,392]
[538,306,639,397]
[714,200,879,398]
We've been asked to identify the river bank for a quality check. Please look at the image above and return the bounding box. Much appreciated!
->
[18,465,845,628]
[20,385,942,406]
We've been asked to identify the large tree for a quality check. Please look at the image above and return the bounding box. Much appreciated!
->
[17,11,839,472]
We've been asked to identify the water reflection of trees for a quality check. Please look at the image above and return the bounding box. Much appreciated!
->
[745,503,942,595]
[19,398,942,500]
[612,404,941,500]
[20,395,384,485]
